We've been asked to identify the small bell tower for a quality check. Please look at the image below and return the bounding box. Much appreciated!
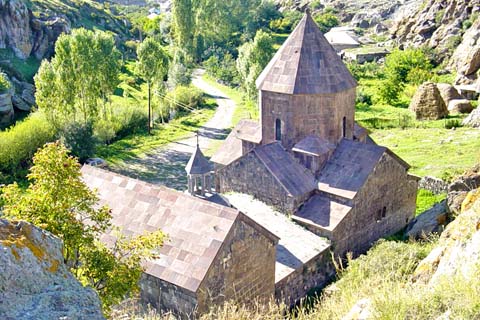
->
[185,133,214,196]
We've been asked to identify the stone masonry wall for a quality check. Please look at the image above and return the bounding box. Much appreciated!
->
[260,88,356,150]
[196,216,277,314]
[217,152,297,213]
[418,176,448,194]
[275,248,335,306]
[332,153,418,257]
[139,274,198,318]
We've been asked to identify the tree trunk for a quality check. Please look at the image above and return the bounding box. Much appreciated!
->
[148,81,151,134]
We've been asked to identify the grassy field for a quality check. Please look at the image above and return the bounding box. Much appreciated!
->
[95,99,216,165]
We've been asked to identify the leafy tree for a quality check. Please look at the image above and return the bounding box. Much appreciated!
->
[379,48,432,105]
[34,29,122,125]
[172,0,195,61]
[0,142,165,313]
[0,71,11,93]
[314,10,339,33]
[236,30,275,98]
[136,37,169,134]
[59,121,96,162]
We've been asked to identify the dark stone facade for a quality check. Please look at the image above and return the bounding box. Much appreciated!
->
[216,151,310,213]
[260,88,356,150]
[197,216,277,313]
[330,153,418,256]
[275,249,335,306]
[140,275,198,318]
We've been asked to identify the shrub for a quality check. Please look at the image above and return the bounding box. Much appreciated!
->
[113,105,149,139]
[313,10,339,33]
[0,112,55,181]
[444,118,462,129]
[164,85,204,116]
[59,121,96,162]
[0,71,11,93]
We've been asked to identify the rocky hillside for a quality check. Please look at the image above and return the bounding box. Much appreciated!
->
[0,219,104,319]
[392,0,480,83]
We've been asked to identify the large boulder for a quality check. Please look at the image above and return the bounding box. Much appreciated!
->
[437,83,462,106]
[462,107,480,127]
[409,82,448,120]
[447,99,473,114]
[11,78,35,111]
[405,200,448,239]
[450,18,480,83]
[447,165,480,215]
[0,91,14,126]
[0,219,104,320]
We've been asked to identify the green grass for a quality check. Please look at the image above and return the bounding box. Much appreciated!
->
[95,99,216,165]
[202,74,259,126]
[416,189,447,216]
[371,127,480,178]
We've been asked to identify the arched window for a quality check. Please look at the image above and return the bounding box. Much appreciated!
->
[275,119,282,141]
[342,116,346,138]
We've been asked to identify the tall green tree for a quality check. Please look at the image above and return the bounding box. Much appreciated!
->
[136,37,169,134]
[172,0,195,61]
[34,29,122,125]
[236,30,275,98]
[0,142,165,313]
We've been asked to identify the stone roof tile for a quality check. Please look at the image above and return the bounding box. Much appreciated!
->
[292,135,336,156]
[81,165,240,293]
[254,143,316,197]
[256,12,356,95]
[210,127,243,166]
[185,145,213,175]
[234,119,262,144]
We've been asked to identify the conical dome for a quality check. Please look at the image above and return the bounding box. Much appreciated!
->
[185,144,213,175]
[256,12,356,95]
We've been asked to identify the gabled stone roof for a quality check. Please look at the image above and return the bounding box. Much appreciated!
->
[81,166,278,293]
[185,144,213,175]
[254,142,316,197]
[317,139,387,199]
[256,12,357,95]
[292,135,335,156]
[293,194,352,232]
[234,119,262,144]
[210,128,243,166]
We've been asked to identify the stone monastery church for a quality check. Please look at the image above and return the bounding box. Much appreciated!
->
[82,11,419,319]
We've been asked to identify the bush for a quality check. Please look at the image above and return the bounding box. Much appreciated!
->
[59,121,96,162]
[0,112,55,181]
[114,105,149,138]
[313,10,339,33]
[164,85,204,116]
[444,119,462,129]
[0,71,11,93]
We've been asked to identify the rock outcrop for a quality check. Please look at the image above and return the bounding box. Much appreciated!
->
[409,82,448,120]
[0,91,14,126]
[462,107,480,127]
[0,0,70,60]
[447,165,480,215]
[447,99,473,114]
[0,219,104,320]
[406,200,448,239]
[413,188,480,285]
[392,0,480,82]
[437,83,462,106]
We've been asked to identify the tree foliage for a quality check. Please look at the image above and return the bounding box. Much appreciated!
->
[0,142,164,313]
[379,48,433,105]
[236,30,275,98]
[314,10,339,33]
[34,29,122,125]
[136,37,170,133]
[0,71,11,93]
[172,0,195,61]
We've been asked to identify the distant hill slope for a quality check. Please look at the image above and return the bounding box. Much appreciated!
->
[392,0,480,84]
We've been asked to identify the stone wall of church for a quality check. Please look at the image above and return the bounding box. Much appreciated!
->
[275,248,335,307]
[260,88,356,150]
[216,152,299,213]
[139,274,198,318]
[331,153,418,257]
[197,215,277,314]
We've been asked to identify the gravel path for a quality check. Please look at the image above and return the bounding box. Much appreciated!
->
[111,69,235,190]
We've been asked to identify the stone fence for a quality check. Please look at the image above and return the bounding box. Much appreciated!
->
[418,176,448,194]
